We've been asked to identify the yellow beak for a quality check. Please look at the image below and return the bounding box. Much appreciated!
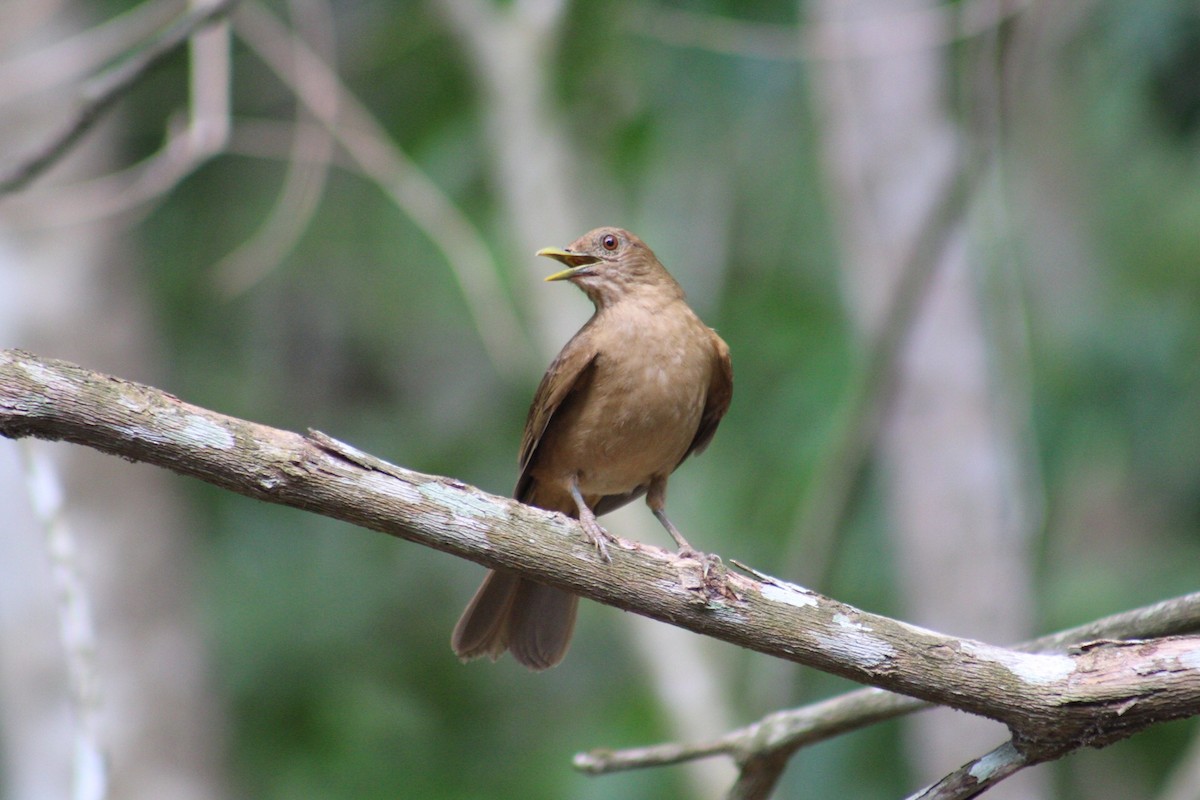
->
[537,246,599,281]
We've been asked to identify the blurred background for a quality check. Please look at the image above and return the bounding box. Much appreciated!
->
[1,0,1199,798]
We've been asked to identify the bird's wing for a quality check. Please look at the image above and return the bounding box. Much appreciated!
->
[681,330,733,461]
[514,335,599,501]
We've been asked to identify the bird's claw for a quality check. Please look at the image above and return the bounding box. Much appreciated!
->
[676,550,739,604]
[579,512,613,563]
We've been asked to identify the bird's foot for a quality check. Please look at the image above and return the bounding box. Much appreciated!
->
[676,550,739,605]
[578,506,613,563]
[701,554,741,602]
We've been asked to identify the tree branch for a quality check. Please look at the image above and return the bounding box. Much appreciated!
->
[0,0,240,194]
[2,348,1199,766]
[578,590,1200,797]
[906,741,1028,800]
[232,0,536,378]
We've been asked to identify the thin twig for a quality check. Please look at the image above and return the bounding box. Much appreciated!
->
[186,0,232,155]
[905,741,1028,800]
[212,0,336,296]
[0,0,182,106]
[233,0,537,378]
[17,443,108,800]
[785,151,979,591]
[0,0,239,194]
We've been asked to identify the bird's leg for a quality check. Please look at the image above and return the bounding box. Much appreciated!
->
[647,478,735,601]
[652,509,696,554]
[646,477,696,554]
[568,475,612,563]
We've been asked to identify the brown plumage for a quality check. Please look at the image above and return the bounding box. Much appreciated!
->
[451,227,733,670]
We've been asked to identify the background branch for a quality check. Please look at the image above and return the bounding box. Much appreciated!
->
[0,0,238,194]
[16,444,107,800]
[232,0,535,378]
[210,0,335,296]
[0,0,182,107]
[784,147,976,590]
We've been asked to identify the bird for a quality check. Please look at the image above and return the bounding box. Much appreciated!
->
[451,227,733,670]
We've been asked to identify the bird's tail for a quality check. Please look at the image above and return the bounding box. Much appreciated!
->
[451,570,578,670]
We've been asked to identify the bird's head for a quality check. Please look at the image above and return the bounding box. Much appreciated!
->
[538,227,682,308]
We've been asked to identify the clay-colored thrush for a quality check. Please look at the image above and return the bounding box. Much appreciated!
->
[451,227,733,670]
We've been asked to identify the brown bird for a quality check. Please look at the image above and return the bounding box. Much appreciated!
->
[451,227,733,670]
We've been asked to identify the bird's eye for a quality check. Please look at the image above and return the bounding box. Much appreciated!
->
[601,233,619,251]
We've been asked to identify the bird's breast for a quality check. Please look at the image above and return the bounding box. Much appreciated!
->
[534,304,713,496]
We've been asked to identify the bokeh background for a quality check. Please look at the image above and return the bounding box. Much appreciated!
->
[2,1,1199,798]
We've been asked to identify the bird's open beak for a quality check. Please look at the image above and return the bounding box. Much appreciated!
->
[537,247,599,281]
